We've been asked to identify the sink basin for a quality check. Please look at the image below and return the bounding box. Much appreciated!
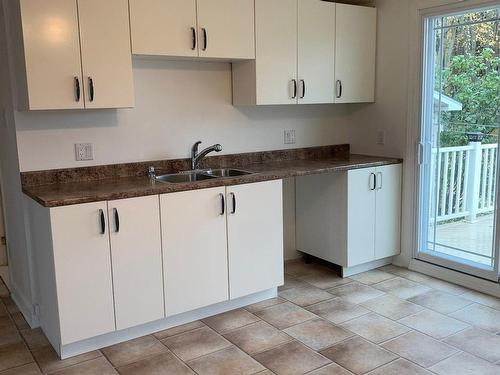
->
[156,172,215,184]
[203,168,253,178]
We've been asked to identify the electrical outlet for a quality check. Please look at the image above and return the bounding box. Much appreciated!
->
[284,129,296,145]
[376,130,386,145]
[75,143,94,161]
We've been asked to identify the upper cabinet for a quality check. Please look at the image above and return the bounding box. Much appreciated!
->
[130,0,255,60]
[17,0,134,110]
[233,0,376,105]
[334,4,377,103]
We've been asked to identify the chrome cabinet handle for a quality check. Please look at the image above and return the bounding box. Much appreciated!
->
[336,80,342,98]
[201,28,207,51]
[99,209,106,234]
[113,208,120,232]
[376,172,383,190]
[88,77,94,102]
[230,192,236,214]
[291,79,297,99]
[74,77,81,102]
[190,27,196,50]
[369,173,377,191]
[219,193,225,215]
[299,79,306,99]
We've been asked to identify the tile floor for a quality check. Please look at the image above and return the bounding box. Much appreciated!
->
[1,261,500,374]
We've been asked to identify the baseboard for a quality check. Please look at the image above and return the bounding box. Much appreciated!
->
[10,281,39,328]
[59,288,277,359]
[342,257,393,277]
[409,259,500,298]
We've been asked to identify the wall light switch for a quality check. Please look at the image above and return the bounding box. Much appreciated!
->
[75,143,94,161]
[376,130,386,145]
[284,129,296,145]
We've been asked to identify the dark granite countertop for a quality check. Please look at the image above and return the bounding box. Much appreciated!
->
[22,146,402,207]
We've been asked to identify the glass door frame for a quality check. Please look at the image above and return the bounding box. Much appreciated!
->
[416,5,500,282]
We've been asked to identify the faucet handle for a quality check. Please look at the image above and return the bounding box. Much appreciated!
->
[148,166,156,179]
[192,141,202,152]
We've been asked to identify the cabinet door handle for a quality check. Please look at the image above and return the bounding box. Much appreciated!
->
[88,77,94,102]
[99,209,106,234]
[230,192,236,214]
[113,208,120,232]
[291,79,297,99]
[369,173,377,191]
[376,172,383,190]
[336,80,342,98]
[190,27,196,50]
[74,77,81,102]
[300,79,306,99]
[201,28,207,51]
[219,193,225,215]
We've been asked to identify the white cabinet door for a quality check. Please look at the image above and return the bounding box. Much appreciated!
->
[375,164,402,259]
[129,0,198,57]
[227,181,284,299]
[297,0,335,104]
[161,188,229,316]
[255,0,297,105]
[77,0,134,108]
[347,168,376,267]
[50,202,115,344]
[19,0,84,110]
[197,0,255,59]
[108,196,164,330]
[334,4,376,103]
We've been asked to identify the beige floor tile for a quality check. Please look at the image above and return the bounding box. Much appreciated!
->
[2,297,19,314]
[187,345,265,375]
[279,285,334,307]
[0,363,41,375]
[373,277,431,299]
[450,303,500,333]
[0,326,23,347]
[0,315,15,330]
[245,298,286,313]
[0,302,8,317]
[378,266,432,283]
[361,295,424,320]
[444,327,500,363]
[284,260,327,278]
[381,331,457,368]
[102,335,168,367]
[307,363,355,374]
[327,283,385,304]
[366,359,432,375]
[398,310,469,339]
[279,275,309,292]
[116,352,194,375]
[298,269,352,290]
[162,326,231,362]
[307,298,369,324]
[0,342,33,372]
[153,321,205,340]
[320,336,397,375]
[418,278,469,295]
[407,290,473,314]
[339,313,410,344]
[255,302,316,330]
[284,318,353,351]
[10,313,29,331]
[461,290,500,310]
[253,341,331,375]
[429,352,500,375]
[349,270,396,285]
[32,346,102,374]
[20,328,50,351]
[202,309,260,334]
[50,357,116,375]
[223,321,292,355]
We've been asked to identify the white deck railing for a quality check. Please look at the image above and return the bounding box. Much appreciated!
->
[432,142,497,223]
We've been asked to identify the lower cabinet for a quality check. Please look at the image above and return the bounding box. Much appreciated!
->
[160,187,230,316]
[296,164,402,272]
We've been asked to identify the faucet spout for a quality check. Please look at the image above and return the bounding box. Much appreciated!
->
[191,142,222,170]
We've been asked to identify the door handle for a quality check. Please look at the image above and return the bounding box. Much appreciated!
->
[336,80,342,99]
[201,28,207,51]
[376,172,383,190]
[113,208,120,232]
[300,80,306,99]
[219,193,225,215]
[74,77,80,102]
[369,173,377,191]
[291,79,297,99]
[190,27,196,50]
[88,77,94,102]
[230,192,236,214]
[99,209,106,234]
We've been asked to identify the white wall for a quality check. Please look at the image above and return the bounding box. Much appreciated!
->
[15,59,355,172]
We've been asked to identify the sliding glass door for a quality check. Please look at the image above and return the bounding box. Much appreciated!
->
[418,6,500,280]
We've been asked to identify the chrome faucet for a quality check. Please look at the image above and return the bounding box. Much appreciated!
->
[191,141,222,170]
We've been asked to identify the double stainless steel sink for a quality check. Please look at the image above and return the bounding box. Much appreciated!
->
[155,168,253,184]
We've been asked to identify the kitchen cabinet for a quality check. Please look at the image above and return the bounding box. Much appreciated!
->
[161,187,229,316]
[49,202,115,345]
[334,4,377,103]
[108,196,164,330]
[227,180,284,299]
[233,1,376,105]
[296,164,401,274]
[130,0,255,60]
[17,0,134,110]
